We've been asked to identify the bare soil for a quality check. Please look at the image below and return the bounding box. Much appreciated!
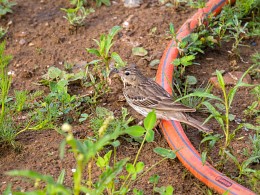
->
[0,0,259,194]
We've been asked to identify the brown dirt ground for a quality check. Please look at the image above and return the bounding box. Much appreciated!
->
[0,0,259,194]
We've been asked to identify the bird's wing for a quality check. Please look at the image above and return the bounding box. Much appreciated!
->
[124,80,196,112]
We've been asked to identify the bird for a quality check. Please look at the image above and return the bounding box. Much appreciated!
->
[110,64,212,133]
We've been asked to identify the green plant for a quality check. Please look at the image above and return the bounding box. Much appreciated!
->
[149,174,174,195]
[249,52,260,79]
[87,25,124,74]
[90,107,134,137]
[14,90,27,112]
[0,0,16,17]
[95,0,110,7]
[228,15,248,54]
[61,0,94,27]
[188,0,206,9]
[85,26,125,104]
[69,0,87,6]
[0,41,15,145]
[176,67,253,158]
[6,111,176,194]
[0,26,7,39]
[225,150,259,178]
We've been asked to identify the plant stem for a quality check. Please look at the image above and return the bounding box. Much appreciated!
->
[120,132,148,190]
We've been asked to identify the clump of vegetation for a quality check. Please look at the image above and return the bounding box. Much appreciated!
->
[61,0,94,27]
[5,111,176,194]
[0,0,16,17]
[86,26,126,104]
[0,26,7,39]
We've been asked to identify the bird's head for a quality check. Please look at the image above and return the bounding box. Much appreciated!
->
[113,64,145,87]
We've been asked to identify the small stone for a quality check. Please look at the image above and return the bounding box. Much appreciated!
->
[19,39,26,45]
[124,0,142,8]
[45,22,49,27]
[28,42,35,46]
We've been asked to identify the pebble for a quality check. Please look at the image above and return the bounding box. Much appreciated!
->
[124,0,142,8]
[28,42,35,46]
[19,39,26,45]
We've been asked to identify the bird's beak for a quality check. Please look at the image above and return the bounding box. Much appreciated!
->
[109,68,119,78]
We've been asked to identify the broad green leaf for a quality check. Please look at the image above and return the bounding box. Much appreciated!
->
[228,114,236,121]
[111,52,126,68]
[202,101,224,128]
[216,70,225,90]
[201,151,207,165]
[144,111,156,131]
[48,67,63,79]
[180,55,195,66]
[172,58,181,66]
[57,169,66,184]
[149,174,160,184]
[135,162,144,173]
[109,26,121,37]
[242,123,260,131]
[111,140,120,147]
[165,185,174,195]
[186,75,197,85]
[126,163,135,174]
[153,147,176,159]
[126,126,145,137]
[132,47,148,56]
[146,129,154,142]
[86,48,101,57]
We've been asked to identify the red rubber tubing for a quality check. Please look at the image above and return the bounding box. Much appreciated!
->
[155,0,256,194]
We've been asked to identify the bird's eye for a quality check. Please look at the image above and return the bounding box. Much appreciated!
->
[125,71,130,76]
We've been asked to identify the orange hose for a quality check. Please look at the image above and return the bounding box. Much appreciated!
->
[155,0,256,194]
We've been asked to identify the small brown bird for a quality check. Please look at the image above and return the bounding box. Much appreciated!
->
[110,65,212,133]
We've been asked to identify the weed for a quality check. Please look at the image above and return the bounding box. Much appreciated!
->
[95,0,111,7]
[14,90,28,112]
[0,41,15,145]
[6,111,176,194]
[86,26,125,103]
[90,107,134,137]
[0,26,7,39]
[175,67,253,158]
[187,0,206,9]
[150,174,174,195]
[87,25,124,74]
[61,0,94,27]
[225,150,259,181]
[249,52,260,80]
[0,0,16,17]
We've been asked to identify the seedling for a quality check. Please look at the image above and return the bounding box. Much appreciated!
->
[87,25,124,75]
[95,0,111,7]
[61,0,94,27]
[175,67,254,158]
[0,0,16,17]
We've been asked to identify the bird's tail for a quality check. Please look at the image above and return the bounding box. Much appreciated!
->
[184,115,213,133]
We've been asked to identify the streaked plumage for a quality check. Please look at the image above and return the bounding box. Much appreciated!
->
[114,65,212,133]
